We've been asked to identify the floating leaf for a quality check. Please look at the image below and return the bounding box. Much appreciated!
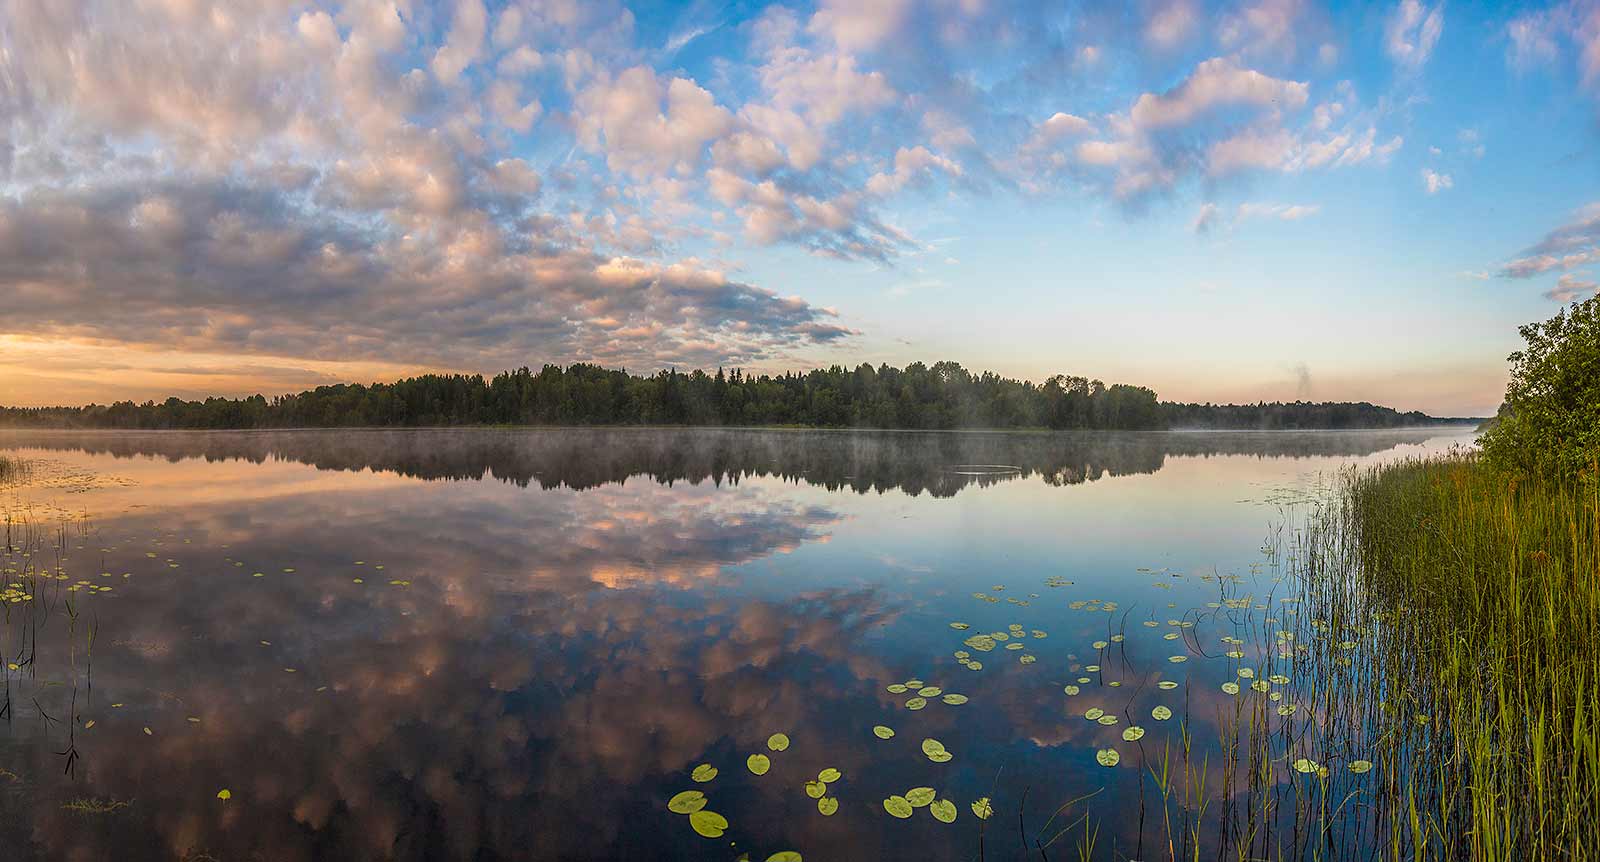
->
[887,684,909,694]
[949,622,970,630]
[817,796,838,816]
[805,780,827,799]
[905,787,936,807]
[767,852,802,861]
[818,767,842,783]
[905,697,927,710]
[689,810,729,838]
[1122,726,1146,741]
[216,789,232,801]
[1096,714,1119,726]
[691,764,718,783]
[1221,682,1240,695]
[767,733,790,752]
[1349,760,1373,774]
[929,798,957,823]
[971,797,993,819]
[941,693,968,705]
[1084,707,1104,721]
[921,738,947,757]
[1063,685,1080,696]
[883,796,914,818]
[669,791,708,814]
[747,754,771,775]
[1092,640,1108,649]
[872,725,895,739]
[1152,705,1173,721]
[1019,654,1037,664]
[1167,655,1187,663]
[1292,758,1320,774]
[917,686,943,697]
[1268,674,1290,685]
[1096,749,1121,767]
[1157,680,1179,690]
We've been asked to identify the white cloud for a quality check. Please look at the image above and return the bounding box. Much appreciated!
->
[1421,168,1453,194]
[431,0,488,85]
[1130,57,1309,129]
[1385,0,1444,70]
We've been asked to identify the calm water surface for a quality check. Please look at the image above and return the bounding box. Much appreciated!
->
[0,427,1474,861]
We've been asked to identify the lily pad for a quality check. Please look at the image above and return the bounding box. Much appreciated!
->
[691,764,718,783]
[929,798,957,823]
[689,810,729,838]
[883,796,914,818]
[1152,705,1173,721]
[905,787,936,807]
[905,697,928,710]
[941,693,968,705]
[1349,760,1373,774]
[748,754,772,775]
[818,768,842,783]
[872,725,895,739]
[971,797,993,819]
[1096,749,1120,767]
[1122,726,1145,741]
[767,733,790,752]
[805,780,827,799]
[669,790,708,814]
[817,796,838,815]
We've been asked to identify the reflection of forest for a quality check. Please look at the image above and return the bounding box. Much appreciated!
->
[1,426,1472,498]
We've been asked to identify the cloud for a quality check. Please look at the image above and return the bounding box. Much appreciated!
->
[1497,204,1600,278]
[1546,273,1600,302]
[1385,0,1445,70]
[1195,201,1320,233]
[1129,58,1309,130]
[1421,168,1453,194]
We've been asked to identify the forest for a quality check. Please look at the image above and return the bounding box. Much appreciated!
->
[0,361,1470,431]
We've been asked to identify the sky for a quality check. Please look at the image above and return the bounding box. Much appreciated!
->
[2,0,1598,416]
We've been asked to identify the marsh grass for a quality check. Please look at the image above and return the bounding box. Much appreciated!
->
[1289,454,1600,859]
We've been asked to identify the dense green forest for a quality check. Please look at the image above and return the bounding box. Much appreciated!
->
[0,361,1472,431]
[1162,400,1475,429]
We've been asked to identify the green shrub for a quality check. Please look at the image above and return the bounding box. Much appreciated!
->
[1480,293,1600,479]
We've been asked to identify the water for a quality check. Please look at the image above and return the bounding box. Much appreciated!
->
[0,426,1475,861]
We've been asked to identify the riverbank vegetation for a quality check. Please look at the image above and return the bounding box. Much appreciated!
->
[1292,295,1600,858]
[0,361,1470,431]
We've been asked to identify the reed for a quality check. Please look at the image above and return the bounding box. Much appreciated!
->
[1289,453,1600,859]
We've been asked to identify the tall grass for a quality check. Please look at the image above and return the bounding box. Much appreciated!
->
[1292,453,1600,858]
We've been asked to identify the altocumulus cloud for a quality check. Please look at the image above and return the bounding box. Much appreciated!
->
[1,0,1415,375]
[0,0,855,371]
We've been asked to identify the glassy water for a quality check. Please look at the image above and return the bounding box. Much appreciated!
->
[0,427,1474,861]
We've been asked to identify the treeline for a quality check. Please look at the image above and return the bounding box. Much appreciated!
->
[1162,400,1475,430]
[0,362,1165,431]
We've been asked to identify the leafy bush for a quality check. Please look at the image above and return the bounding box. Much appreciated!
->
[1480,293,1600,479]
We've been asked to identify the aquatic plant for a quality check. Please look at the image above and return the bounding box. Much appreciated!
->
[1291,453,1600,858]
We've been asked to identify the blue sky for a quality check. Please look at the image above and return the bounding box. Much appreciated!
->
[2,0,1598,415]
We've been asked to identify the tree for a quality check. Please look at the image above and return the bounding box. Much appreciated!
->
[1480,294,1600,479]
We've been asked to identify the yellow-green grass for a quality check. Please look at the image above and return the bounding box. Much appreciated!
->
[1294,454,1600,859]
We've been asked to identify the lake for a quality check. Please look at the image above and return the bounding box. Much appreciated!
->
[0,426,1475,861]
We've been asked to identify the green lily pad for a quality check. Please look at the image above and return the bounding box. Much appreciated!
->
[1096,749,1120,767]
[669,790,707,814]
[905,787,936,807]
[883,796,913,818]
[929,798,957,823]
[689,810,729,837]
[691,764,718,783]
[872,725,895,739]
[767,733,790,752]
[747,754,771,775]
